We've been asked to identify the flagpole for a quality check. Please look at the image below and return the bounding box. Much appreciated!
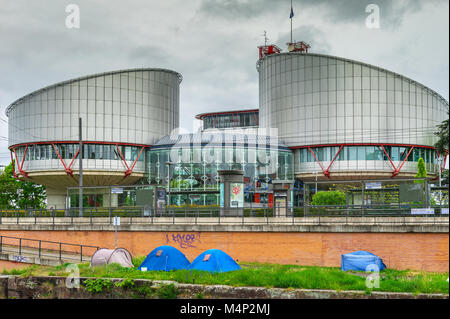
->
[290,0,293,43]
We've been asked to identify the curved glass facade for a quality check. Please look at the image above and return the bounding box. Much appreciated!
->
[257,52,448,178]
[146,133,293,205]
[13,143,145,162]
[6,68,181,147]
[294,145,439,175]
[6,68,180,184]
[258,53,448,147]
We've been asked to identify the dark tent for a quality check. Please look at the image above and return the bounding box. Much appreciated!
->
[341,250,386,271]
[138,245,190,271]
[188,249,241,273]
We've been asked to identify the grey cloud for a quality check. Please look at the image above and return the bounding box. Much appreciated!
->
[196,0,435,28]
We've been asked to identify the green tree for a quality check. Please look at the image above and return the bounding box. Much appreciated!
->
[312,190,346,206]
[414,157,427,183]
[0,161,46,209]
[434,110,449,155]
[0,163,19,208]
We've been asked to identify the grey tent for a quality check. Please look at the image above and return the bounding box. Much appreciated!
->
[90,248,134,268]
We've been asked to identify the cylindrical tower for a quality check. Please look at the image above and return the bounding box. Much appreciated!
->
[257,52,449,180]
[6,68,182,207]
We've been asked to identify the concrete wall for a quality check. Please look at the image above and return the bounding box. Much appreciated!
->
[0,229,448,272]
[1,276,447,299]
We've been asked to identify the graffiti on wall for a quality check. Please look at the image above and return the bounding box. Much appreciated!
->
[165,233,201,249]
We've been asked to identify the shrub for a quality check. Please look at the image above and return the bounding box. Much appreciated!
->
[156,283,179,299]
[83,278,113,293]
[311,191,346,206]
[414,157,427,183]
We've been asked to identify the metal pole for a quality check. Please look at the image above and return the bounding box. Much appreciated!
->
[290,0,293,43]
[114,216,118,249]
[79,117,83,217]
[438,156,442,208]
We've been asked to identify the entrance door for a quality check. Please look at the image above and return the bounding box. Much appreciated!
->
[275,197,286,217]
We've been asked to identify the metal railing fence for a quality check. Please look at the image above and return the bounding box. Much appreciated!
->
[0,235,99,263]
[0,205,448,226]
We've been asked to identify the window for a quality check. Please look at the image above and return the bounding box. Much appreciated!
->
[357,147,365,161]
[348,147,357,160]
[391,147,399,161]
[88,144,96,159]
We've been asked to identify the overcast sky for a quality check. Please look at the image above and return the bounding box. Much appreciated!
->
[0,0,448,165]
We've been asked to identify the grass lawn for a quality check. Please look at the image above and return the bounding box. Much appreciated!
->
[2,257,448,295]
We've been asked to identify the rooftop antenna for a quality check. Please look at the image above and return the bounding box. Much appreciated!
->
[263,30,268,46]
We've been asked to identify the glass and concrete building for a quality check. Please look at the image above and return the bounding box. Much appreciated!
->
[6,68,181,208]
[146,131,293,206]
[5,43,448,208]
[257,48,448,181]
[195,109,259,130]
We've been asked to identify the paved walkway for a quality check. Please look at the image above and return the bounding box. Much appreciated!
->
[0,244,92,265]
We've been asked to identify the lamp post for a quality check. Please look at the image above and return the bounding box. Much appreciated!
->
[165,161,173,211]
[438,156,442,206]
[314,171,318,194]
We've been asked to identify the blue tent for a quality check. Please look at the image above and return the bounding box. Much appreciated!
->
[138,245,190,271]
[188,249,241,273]
[341,251,386,272]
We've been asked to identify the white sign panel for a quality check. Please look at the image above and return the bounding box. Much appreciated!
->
[441,208,449,215]
[111,187,123,194]
[411,208,435,215]
[113,216,121,226]
[365,182,382,190]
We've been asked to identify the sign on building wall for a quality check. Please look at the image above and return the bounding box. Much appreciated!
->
[230,183,244,208]
[365,182,382,190]
[220,183,224,208]
[111,187,123,194]
[411,208,435,215]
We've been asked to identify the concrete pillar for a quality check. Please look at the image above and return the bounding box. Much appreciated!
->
[46,188,67,209]
[102,193,118,207]
[272,180,294,217]
[219,170,244,217]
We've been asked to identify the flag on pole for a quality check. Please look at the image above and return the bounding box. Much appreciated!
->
[289,6,294,19]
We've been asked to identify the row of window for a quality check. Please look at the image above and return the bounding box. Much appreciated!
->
[12,144,440,168]
[14,144,145,162]
[297,146,438,164]
[203,113,259,129]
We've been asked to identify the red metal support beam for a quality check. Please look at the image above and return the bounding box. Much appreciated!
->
[307,146,327,177]
[51,143,73,176]
[125,146,145,177]
[437,151,449,173]
[50,144,80,177]
[115,144,130,171]
[395,146,414,177]
[381,145,414,177]
[443,153,448,173]
[67,149,80,172]
[10,151,18,179]
[380,145,397,172]
[323,145,344,177]
[12,146,28,178]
